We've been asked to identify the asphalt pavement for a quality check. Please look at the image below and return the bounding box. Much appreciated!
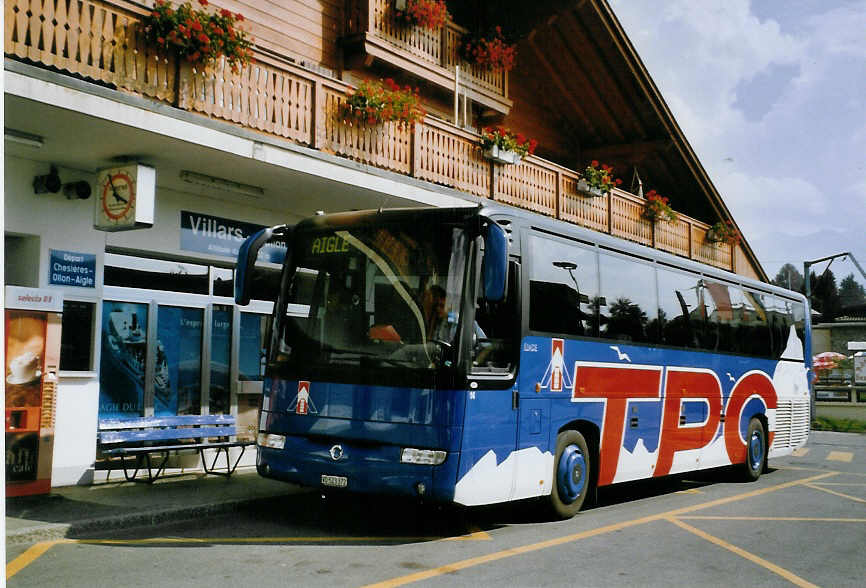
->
[5,467,300,545]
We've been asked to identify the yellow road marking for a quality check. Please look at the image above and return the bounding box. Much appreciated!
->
[679,515,866,523]
[805,483,866,504]
[5,531,490,578]
[826,451,853,462]
[443,528,492,541]
[7,540,71,580]
[363,472,836,588]
[812,482,866,487]
[675,488,703,495]
[665,517,819,588]
[8,472,838,583]
[780,465,866,478]
[792,448,809,457]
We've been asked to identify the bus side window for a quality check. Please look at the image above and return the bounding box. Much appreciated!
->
[472,261,519,372]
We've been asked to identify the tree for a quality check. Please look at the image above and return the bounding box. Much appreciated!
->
[838,273,866,308]
[809,269,842,322]
[772,263,804,292]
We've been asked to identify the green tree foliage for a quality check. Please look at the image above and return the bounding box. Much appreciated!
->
[838,273,866,308]
[771,263,804,291]
[809,269,842,322]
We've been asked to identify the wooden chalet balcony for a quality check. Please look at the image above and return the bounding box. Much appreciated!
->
[344,0,512,115]
[5,0,741,274]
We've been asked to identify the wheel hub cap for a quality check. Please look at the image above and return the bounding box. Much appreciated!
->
[557,444,586,503]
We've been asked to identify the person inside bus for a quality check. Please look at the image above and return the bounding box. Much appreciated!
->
[422,284,453,342]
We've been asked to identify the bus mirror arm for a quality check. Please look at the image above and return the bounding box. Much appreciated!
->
[235,224,292,305]
[481,219,508,302]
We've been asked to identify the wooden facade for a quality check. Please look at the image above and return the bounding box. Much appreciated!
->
[4,0,763,280]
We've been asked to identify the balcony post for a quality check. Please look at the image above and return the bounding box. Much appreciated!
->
[312,79,324,149]
[555,170,562,219]
[606,191,613,234]
[687,219,693,260]
[411,122,422,178]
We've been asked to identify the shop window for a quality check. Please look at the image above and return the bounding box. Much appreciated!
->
[104,253,208,294]
[212,267,234,297]
[239,313,266,381]
[156,306,203,416]
[99,301,148,418]
[210,306,232,414]
[59,300,95,371]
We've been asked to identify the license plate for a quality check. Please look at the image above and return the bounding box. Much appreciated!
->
[321,474,348,488]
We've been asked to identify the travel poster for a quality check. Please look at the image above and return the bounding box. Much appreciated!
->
[156,307,203,416]
[99,302,147,417]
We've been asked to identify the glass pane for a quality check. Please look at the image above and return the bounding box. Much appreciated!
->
[156,306,203,416]
[100,301,147,417]
[597,252,657,343]
[240,313,265,381]
[699,280,735,352]
[768,295,794,357]
[104,253,208,294]
[735,289,772,357]
[277,223,469,375]
[528,235,598,336]
[656,267,700,348]
[60,300,94,371]
[212,267,234,297]
[210,306,232,414]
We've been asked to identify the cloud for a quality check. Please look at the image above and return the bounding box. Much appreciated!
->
[609,0,866,272]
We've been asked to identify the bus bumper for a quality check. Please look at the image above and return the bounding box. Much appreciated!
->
[256,435,459,503]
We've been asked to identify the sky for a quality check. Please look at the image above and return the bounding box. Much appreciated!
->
[609,0,866,287]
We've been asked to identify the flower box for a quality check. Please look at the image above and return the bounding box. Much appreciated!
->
[483,145,522,164]
[705,221,740,246]
[576,178,605,198]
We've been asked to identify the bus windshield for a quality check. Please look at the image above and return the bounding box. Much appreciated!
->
[272,221,470,384]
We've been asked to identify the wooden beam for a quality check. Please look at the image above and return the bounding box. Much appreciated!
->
[527,33,601,140]
[583,139,671,163]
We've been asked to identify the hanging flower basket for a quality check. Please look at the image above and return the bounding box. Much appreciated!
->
[705,220,740,246]
[339,78,425,127]
[642,190,677,223]
[576,179,604,198]
[460,26,517,72]
[484,144,522,164]
[143,0,253,74]
[393,0,449,30]
[480,127,537,165]
[577,161,622,197]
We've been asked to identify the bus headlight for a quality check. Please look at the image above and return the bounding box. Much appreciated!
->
[400,448,446,465]
[257,433,286,449]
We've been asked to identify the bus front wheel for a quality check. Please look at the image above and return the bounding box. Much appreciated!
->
[549,430,591,519]
[741,418,766,482]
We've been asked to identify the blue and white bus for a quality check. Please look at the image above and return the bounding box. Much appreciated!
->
[235,205,811,518]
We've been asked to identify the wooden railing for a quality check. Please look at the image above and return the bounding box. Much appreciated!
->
[5,0,737,273]
[345,0,509,112]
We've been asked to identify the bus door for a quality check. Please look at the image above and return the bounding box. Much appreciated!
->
[458,259,521,505]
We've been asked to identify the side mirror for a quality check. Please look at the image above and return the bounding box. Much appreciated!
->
[235,225,291,305]
[481,220,508,302]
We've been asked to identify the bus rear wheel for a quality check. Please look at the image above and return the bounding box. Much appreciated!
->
[741,418,766,482]
[548,430,591,519]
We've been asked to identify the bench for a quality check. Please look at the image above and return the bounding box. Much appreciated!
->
[97,415,255,483]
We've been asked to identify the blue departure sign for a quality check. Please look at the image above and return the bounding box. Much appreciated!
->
[49,249,96,288]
